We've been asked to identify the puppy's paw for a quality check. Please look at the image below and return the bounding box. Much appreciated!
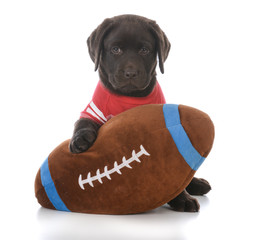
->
[186,177,211,195]
[168,191,200,212]
[69,128,97,154]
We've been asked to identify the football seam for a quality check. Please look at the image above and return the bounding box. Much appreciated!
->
[78,145,150,190]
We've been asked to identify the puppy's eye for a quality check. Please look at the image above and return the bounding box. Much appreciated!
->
[139,47,150,55]
[111,46,122,55]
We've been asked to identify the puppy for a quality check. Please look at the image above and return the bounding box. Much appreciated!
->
[69,15,211,212]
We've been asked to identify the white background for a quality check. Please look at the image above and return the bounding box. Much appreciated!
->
[0,0,255,239]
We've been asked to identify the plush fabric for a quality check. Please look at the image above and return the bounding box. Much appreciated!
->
[35,104,214,214]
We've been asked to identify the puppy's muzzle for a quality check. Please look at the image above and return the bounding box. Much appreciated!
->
[124,69,138,79]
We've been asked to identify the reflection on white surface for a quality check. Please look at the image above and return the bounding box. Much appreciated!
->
[36,198,211,240]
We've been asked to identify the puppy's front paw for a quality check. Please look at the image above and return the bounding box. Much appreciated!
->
[69,128,97,154]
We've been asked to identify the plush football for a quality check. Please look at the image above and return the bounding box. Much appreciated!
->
[35,104,214,214]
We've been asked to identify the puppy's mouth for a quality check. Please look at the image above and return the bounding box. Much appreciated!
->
[109,75,149,94]
[110,80,149,94]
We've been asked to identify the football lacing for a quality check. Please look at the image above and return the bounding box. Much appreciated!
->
[78,145,150,190]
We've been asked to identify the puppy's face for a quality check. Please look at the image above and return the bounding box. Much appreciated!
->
[87,15,171,97]
[101,24,157,95]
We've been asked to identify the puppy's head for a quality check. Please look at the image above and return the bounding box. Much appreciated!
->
[87,15,170,96]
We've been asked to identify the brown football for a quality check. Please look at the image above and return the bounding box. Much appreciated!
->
[35,104,214,214]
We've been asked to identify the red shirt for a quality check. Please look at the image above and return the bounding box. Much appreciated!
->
[80,81,166,125]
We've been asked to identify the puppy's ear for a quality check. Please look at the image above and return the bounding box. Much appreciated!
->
[87,18,113,71]
[148,21,171,74]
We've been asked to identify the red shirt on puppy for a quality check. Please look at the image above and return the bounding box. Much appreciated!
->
[81,81,166,124]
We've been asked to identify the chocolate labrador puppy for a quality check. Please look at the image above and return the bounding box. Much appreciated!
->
[69,15,211,212]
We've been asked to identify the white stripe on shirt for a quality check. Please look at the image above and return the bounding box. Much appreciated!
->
[90,101,107,122]
[86,107,105,124]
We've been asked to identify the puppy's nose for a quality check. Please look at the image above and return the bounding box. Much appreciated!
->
[124,69,137,79]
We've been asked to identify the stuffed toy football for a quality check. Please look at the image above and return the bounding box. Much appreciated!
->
[35,104,214,214]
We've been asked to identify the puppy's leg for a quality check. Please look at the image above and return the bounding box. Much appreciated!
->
[186,177,211,195]
[168,190,200,212]
[69,118,100,154]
